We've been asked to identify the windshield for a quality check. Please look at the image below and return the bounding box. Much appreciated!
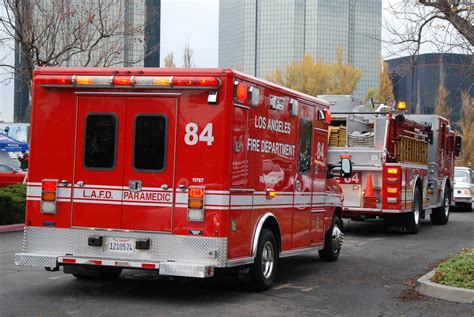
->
[455,171,469,183]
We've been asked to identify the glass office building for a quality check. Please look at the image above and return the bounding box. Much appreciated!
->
[218,0,382,99]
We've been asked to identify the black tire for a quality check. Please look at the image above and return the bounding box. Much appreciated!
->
[431,186,451,225]
[65,265,122,281]
[404,187,421,234]
[318,216,343,261]
[250,228,278,291]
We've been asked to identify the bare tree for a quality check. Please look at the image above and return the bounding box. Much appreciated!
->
[385,1,473,58]
[182,41,194,68]
[1,0,146,80]
[163,52,175,68]
[0,0,147,121]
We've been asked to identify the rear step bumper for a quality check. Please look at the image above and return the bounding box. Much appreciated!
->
[15,226,231,278]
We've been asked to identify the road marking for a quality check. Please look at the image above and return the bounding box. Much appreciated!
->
[48,274,68,280]
[274,283,314,292]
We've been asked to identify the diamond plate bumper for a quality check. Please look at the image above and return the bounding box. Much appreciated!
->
[15,226,230,278]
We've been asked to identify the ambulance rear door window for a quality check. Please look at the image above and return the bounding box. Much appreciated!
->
[133,115,167,171]
[84,114,117,169]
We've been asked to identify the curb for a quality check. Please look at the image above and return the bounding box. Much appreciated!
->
[0,223,24,233]
[416,270,474,304]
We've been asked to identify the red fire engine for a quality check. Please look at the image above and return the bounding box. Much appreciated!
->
[15,68,351,290]
[322,96,461,234]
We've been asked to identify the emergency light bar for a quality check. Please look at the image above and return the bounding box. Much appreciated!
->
[35,75,221,89]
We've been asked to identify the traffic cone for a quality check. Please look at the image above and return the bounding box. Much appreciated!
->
[363,173,377,208]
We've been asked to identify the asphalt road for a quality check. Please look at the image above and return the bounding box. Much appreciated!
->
[1,212,473,317]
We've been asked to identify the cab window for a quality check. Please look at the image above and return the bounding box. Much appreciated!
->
[133,115,167,171]
[84,114,117,169]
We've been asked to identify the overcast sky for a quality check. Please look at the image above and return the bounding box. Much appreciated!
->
[0,0,439,122]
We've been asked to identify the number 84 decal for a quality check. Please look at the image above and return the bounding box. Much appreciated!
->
[184,123,215,146]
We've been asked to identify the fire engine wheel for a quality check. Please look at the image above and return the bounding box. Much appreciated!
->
[404,187,422,234]
[431,187,451,225]
[318,216,343,262]
[250,228,278,291]
[67,265,122,281]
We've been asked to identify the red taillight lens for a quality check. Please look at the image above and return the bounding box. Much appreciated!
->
[35,75,73,85]
[112,76,132,86]
[189,187,204,199]
[235,82,248,103]
[325,109,331,124]
[42,181,57,191]
[172,76,220,88]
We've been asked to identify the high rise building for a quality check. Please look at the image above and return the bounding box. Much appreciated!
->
[218,0,382,99]
[387,53,474,125]
[14,0,161,122]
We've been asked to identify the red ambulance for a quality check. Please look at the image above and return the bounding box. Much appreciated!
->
[15,68,351,290]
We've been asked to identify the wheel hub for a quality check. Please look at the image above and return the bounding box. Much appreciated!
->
[261,241,274,279]
[331,225,344,252]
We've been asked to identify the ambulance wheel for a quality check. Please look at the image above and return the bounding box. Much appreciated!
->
[431,187,451,225]
[250,228,278,291]
[404,187,421,234]
[318,216,343,262]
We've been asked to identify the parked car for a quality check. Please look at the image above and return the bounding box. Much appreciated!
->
[0,164,26,187]
[453,166,473,211]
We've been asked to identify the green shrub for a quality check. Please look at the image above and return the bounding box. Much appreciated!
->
[0,184,26,225]
[433,248,474,290]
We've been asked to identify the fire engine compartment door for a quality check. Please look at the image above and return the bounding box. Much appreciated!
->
[72,96,127,229]
[120,97,177,232]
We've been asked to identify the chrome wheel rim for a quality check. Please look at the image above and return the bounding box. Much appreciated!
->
[414,205,420,225]
[444,198,450,217]
[331,225,344,253]
[261,241,274,279]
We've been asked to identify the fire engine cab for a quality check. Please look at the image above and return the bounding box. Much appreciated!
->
[322,95,461,234]
[15,68,351,290]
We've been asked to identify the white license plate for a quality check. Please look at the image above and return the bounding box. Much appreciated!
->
[106,237,134,253]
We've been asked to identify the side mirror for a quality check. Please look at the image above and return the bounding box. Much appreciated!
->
[427,130,433,145]
[340,157,352,178]
[327,157,353,179]
[455,135,462,158]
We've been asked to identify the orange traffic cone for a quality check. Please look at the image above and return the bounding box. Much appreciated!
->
[363,173,377,208]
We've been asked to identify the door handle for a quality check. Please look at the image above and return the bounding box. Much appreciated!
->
[178,184,186,191]
[76,181,85,187]
[161,184,169,190]
[295,180,302,192]
[129,180,142,192]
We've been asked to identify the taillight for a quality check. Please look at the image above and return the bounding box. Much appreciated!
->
[383,165,402,209]
[187,187,205,222]
[233,80,260,107]
[41,179,58,214]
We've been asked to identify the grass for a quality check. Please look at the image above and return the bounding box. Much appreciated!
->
[432,248,474,290]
